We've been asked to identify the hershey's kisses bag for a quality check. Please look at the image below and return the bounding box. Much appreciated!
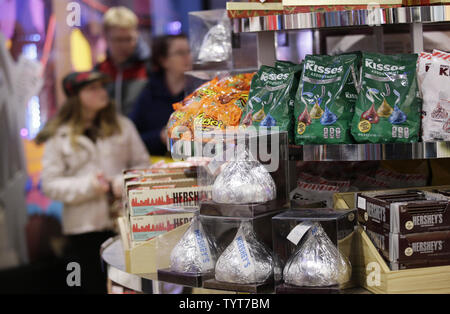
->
[275,60,304,73]
[294,54,357,145]
[240,65,300,142]
[351,53,420,143]
[420,50,450,142]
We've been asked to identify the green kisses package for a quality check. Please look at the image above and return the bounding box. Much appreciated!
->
[294,54,357,145]
[240,65,300,142]
[275,60,304,74]
[351,52,420,143]
[339,52,360,116]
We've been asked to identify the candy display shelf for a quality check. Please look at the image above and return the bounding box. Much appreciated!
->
[289,141,450,161]
[169,138,450,161]
[232,5,450,33]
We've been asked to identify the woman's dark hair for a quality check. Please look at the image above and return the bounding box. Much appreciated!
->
[150,34,188,73]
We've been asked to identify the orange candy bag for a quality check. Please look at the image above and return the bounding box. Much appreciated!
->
[168,73,254,139]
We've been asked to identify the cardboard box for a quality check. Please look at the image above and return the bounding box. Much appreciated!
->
[357,191,450,234]
[118,217,191,276]
[123,178,198,217]
[282,0,402,14]
[129,186,212,216]
[282,0,401,5]
[355,226,450,293]
[130,212,194,242]
[126,178,198,192]
[335,187,450,293]
[403,0,450,6]
[390,258,450,270]
[333,185,450,211]
[364,227,450,265]
[226,2,284,19]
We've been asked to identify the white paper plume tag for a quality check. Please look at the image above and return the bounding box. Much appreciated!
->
[287,221,313,245]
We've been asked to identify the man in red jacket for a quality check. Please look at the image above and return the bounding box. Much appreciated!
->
[95,7,149,115]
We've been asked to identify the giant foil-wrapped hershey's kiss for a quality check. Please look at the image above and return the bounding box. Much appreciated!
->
[198,20,231,63]
[283,222,351,287]
[212,153,276,204]
[215,220,274,284]
[170,215,218,274]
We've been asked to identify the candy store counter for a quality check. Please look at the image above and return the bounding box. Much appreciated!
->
[100,237,153,293]
[101,236,372,294]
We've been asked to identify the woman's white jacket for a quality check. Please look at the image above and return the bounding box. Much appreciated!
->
[41,115,150,235]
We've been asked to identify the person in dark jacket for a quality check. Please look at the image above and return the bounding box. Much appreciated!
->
[129,34,192,156]
[95,6,150,116]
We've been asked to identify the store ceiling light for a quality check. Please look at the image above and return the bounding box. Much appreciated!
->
[167,21,182,35]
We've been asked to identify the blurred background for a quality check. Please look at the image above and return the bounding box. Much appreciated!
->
[0,0,227,293]
[0,0,449,294]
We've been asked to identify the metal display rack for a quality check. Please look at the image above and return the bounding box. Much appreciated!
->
[170,139,450,161]
[289,141,450,161]
[232,5,450,33]
[168,5,450,163]
[147,6,450,295]
[169,4,450,163]
[230,5,450,69]
[170,4,450,161]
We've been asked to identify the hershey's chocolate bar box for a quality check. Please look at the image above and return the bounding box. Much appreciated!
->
[390,258,450,271]
[365,226,450,264]
[357,191,450,234]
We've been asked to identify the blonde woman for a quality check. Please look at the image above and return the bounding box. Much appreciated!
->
[36,70,149,293]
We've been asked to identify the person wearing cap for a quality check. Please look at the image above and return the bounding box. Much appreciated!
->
[36,70,149,293]
[95,6,150,116]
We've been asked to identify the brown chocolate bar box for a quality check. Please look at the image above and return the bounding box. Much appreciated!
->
[365,227,450,264]
[357,191,450,234]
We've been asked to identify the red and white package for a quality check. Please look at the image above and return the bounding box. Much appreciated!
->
[420,49,450,142]
[290,180,340,207]
[374,168,427,189]
[297,172,350,191]
[351,174,389,191]
[297,172,321,183]
[319,177,351,192]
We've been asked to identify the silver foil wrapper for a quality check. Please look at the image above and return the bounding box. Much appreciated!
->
[170,215,218,274]
[283,222,351,287]
[212,157,276,204]
[198,19,231,62]
[273,253,283,283]
[215,220,274,284]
